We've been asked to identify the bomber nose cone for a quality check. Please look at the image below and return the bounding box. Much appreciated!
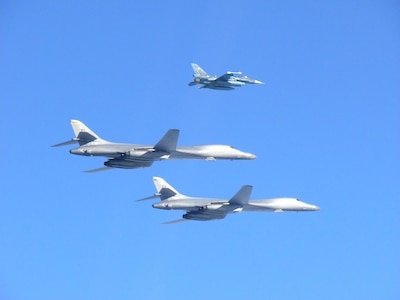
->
[245,152,256,159]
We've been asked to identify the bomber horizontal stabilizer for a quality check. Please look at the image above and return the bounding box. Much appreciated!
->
[51,139,79,147]
[135,194,160,202]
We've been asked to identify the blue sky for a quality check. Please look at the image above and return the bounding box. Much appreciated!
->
[1,1,399,299]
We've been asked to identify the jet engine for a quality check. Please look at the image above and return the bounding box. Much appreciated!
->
[104,159,152,169]
[183,211,226,221]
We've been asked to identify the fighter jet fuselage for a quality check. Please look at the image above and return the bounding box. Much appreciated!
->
[189,63,263,90]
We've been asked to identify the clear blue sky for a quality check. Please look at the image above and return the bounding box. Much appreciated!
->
[1,1,399,299]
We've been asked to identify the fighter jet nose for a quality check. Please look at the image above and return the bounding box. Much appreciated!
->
[255,80,264,84]
[248,153,256,159]
[314,205,321,211]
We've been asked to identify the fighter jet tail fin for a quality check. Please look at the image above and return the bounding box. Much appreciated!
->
[191,63,209,77]
[229,185,253,205]
[70,120,105,146]
[154,129,179,153]
[153,177,181,200]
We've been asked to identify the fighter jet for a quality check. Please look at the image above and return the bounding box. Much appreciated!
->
[188,63,263,90]
[139,177,320,223]
[52,120,256,172]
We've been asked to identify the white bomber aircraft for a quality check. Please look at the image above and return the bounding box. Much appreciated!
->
[139,177,320,223]
[52,120,256,172]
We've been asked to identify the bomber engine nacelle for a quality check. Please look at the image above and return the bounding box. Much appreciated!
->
[183,211,225,221]
[104,159,152,169]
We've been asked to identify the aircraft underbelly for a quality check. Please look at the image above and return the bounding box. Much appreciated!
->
[208,86,234,90]
[104,159,153,169]
[183,210,226,221]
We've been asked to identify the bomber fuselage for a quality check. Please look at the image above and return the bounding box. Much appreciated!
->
[70,142,256,161]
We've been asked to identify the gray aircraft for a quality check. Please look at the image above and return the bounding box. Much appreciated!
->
[139,177,320,223]
[188,63,263,90]
[52,120,256,172]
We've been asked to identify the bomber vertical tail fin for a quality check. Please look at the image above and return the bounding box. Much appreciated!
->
[70,120,105,146]
[153,177,181,200]
[52,120,104,147]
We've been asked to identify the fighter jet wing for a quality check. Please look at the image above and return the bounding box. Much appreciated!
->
[214,72,235,82]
